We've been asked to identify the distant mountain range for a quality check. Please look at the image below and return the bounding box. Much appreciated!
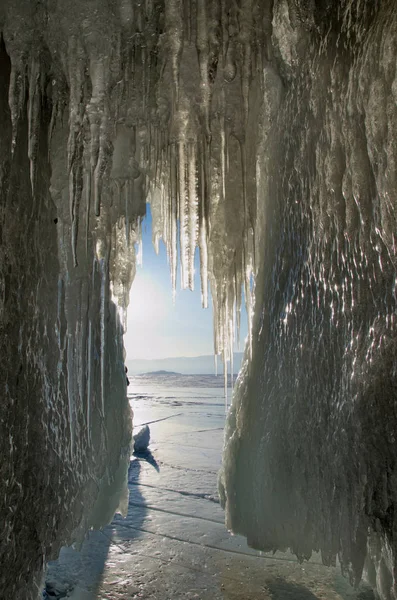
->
[139,370,181,376]
[126,352,243,375]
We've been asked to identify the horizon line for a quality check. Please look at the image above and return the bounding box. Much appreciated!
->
[126,351,244,362]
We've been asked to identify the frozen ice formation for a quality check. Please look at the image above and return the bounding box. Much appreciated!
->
[0,0,397,598]
[133,425,151,454]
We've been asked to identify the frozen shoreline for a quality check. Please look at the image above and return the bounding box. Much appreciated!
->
[44,381,375,599]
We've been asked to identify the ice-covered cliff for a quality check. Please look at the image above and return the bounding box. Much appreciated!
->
[220,2,397,597]
[0,1,396,598]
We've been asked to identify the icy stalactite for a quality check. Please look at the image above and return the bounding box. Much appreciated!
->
[99,257,107,419]
[124,181,130,247]
[27,57,42,196]
[177,141,188,289]
[66,331,76,456]
[196,0,211,139]
[198,145,209,309]
[199,217,209,308]
[86,56,111,219]
[237,0,252,127]
[223,350,228,411]
[86,318,93,446]
[66,37,86,267]
[169,142,179,297]
[187,143,198,290]
[165,0,184,106]
[8,61,26,153]
[85,169,92,256]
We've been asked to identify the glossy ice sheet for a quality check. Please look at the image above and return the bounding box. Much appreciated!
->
[45,385,375,599]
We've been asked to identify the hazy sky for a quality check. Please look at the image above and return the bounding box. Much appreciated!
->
[124,205,247,360]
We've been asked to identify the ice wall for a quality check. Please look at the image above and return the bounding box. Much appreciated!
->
[0,29,135,599]
[0,0,396,598]
[220,2,397,598]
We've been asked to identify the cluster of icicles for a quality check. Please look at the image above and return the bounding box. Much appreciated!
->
[2,0,261,385]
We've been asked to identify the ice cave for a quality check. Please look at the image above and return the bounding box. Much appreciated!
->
[1,0,397,598]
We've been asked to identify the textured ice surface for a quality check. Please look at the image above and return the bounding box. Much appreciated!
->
[220,5,397,598]
[0,1,397,598]
[45,383,375,599]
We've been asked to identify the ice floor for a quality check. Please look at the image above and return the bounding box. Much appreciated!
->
[45,380,375,599]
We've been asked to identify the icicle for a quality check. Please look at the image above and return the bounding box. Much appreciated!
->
[66,335,76,457]
[125,180,130,247]
[230,342,234,393]
[152,231,159,255]
[228,294,235,387]
[164,150,171,251]
[220,101,226,200]
[94,109,110,217]
[8,62,26,155]
[70,179,81,267]
[212,291,220,358]
[238,0,253,125]
[208,0,221,82]
[88,113,100,176]
[196,0,211,138]
[56,276,63,349]
[235,267,242,347]
[77,295,86,428]
[70,153,84,267]
[240,133,254,358]
[85,169,91,257]
[142,46,147,114]
[136,220,143,266]
[160,182,167,248]
[187,142,198,289]
[223,40,237,83]
[99,257,108,419]
[199,140,210,308]
[240,138,248,233]
[185,0,192,43]
[244,263,253,360]
[160,131,166,193]
[220,0,228,62]
[165,0,184,105]
[178,141,188,289]
[86,56,111,217]
[48,101,57,161]
[200,221,209,308]
[154,128,160,186]
[67,37,85,178]
[170,143,178,296]
[223,350,228,412]
[27,58,41,195]
[66,38,87,264]
[87,319,92,445]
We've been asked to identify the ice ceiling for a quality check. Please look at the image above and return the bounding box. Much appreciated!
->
[1,1,397,598]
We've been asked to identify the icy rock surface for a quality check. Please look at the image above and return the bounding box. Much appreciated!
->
[0,1,396,599]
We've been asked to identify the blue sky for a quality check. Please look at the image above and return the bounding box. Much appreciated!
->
[124,205,247,360]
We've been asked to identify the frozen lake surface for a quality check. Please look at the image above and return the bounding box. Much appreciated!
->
[45,376,375,599]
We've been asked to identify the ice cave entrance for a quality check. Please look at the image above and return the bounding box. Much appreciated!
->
[125,204,248,463]
[125,204,248,382]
